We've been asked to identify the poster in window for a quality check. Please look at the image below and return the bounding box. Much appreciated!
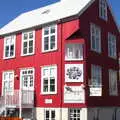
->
[65,64,83,82]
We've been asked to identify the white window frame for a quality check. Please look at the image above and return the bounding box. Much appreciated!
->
[3,35,16,59]
[41,65,57,95]
[42,24,57,52]
[44,108,56,120]
[2,71,14,96]
[69,108,81,120]
[90,23,101,53]
[65,44,83,61]
[20,68,34,91]
[90,65,102,87]
[21,30,35,56]
[109,69,118,96]
[108,33,117,59]
[99,0,107,21]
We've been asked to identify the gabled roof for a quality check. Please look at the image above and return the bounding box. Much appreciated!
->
[0,0,119,36]
[0,0,95,36]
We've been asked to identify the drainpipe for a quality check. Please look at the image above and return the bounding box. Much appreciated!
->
[19,87,22,118]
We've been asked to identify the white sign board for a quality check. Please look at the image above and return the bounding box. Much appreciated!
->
[64,86,85,103]
[89,87,102,96]
[65,64,84,82]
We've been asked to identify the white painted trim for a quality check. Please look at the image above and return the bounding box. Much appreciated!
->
[90,23,101,53]
[3,35,16,59]
[20,67,35,91]
[99,0,108,21]
[21,30,35,56]
[41,65,57,95]
[108,32,117,59]
[42,24,57,53]
[2,70,15,96]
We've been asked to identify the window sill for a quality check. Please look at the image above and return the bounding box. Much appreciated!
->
[42,48,57,53]
[91,49,101,54]
[41,92,57,95]
[3,56,15,60]
[21,53,35,57]
[65,58,83,61]
[108,55,117,60]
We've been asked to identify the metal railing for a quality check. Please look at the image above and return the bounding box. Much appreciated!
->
[0,90,34,108]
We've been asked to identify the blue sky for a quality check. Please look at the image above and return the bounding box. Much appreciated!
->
[0,0,119,28]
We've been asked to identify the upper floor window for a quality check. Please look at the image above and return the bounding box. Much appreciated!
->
[90,65,102,87]
[4,35,16,59]
[99,0,107,20]
[22,31,35,56]
[65,44,83,61]
[41,65,57,94]
[109,69,118,96]
[108,33,117,58]
[90,23,101,53]
[42,25,57,52]
[2,71,14,95]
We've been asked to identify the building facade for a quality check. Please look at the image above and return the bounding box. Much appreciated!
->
[0,0,120,120]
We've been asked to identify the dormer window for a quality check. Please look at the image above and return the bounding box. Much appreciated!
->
[99,0,107,21]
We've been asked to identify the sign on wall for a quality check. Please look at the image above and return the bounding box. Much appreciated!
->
[65,64,83,82]
[64,85,85,103]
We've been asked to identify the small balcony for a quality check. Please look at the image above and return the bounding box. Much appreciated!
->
[0,90,34,109]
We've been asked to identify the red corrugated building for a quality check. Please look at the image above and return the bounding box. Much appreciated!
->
[0,0,120,120]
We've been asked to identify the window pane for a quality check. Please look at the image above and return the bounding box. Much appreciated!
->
[29,47,33,53]
[24,34,28,40]
[29,32,33,39]
[51,111,55,118]
[51,26,55,34]
[23,48,27,54]
[50,35,55,49]
[43,78,48,92]
[46,110,49,118]
[44,28,49,35]
[24,42,27,48]
[44,37,49,50]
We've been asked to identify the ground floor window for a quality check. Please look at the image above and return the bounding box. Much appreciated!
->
[69,108,81,120]
[44,109,56,120]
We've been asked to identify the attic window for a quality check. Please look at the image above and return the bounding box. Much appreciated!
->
[42,9,50,14]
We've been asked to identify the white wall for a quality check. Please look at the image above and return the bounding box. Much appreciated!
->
[35,107,120,120]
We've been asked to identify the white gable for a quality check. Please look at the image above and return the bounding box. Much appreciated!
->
[0,0,94,35]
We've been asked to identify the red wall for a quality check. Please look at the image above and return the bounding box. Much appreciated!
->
[79,0,120,106]
[0,0,119,108]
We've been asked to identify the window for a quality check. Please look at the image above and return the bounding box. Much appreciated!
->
[2,71,14,95]
[69,108,81,120]
[108,33,117,58]
[22,31,35,56]
[4,35,16,59]
[20,68,34,90]
[65,44,83,60]
[109,69,118,96]
[99,0,107,20]
[90,65,102,87]
[42,25,57,52]
[44,109,56,120]
[41,65,57,94]
[90,23,101,53]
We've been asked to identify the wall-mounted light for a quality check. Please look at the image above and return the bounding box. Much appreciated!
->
[14,74,19,80]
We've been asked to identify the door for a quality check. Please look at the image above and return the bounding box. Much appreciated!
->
[20,68,34,91]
